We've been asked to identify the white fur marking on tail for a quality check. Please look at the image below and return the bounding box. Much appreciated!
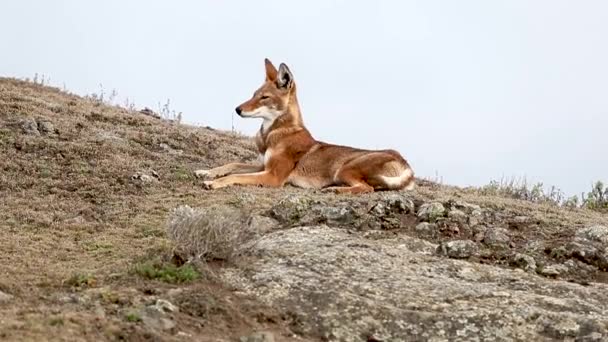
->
[380,168,414,189]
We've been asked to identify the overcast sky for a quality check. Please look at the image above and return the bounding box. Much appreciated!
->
[2,0,607,196]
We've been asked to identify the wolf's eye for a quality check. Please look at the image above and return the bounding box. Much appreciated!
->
[260,95,269,100]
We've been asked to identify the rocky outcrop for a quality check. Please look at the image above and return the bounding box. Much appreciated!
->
[223,225,608,341]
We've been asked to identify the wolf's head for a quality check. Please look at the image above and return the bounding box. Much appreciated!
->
[235,59,296,126]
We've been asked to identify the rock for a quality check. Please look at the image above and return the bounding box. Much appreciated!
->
[415,222,438,237]
[131,172,158,184]
[247,215,278,234]
[94,305,106,319]
[312,203,358,225]
[469,209,484,226]
[512,253,537,272]
[140,107,161,119]
[539,264,570,277]
[563,241,608,271]
[436,240,477,259]
[0,291,13,303]
[447,209,467,224]
[140,306,176,331]
[159,143,183,155]
[453,201,482,214]
[166,288,184,298]
[270,196,357,227]
[20,118,40,135]
[152,299,178,313]
[270,195,312,223]
[538,317,580,339]
[483,227,511,247]
[370,194,414,216]
[417,202,446,222]
[576,225,608,245]
[56,293,90,305]
[239,331,275,342]
[221,226,608,341]
[563,259,597,273]
[94,130,125,144]
[565,241,598,260]
[233,193,257,206]
[37,121,55,135]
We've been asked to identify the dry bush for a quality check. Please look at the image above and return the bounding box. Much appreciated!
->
[166,205,254,262]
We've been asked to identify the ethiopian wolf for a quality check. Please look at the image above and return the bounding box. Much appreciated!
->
[196,59,414,194]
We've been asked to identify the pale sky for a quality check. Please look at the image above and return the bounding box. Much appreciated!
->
[2,1,607,196]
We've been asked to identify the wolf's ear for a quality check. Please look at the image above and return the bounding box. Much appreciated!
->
[277,63,294,89]
[265,58,278,82]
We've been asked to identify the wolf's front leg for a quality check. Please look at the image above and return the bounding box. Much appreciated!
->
[202,171,284,190]
[195,163,263,179]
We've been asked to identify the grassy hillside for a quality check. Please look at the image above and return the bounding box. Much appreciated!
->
[1,78,607,341]
[0,78,283,341]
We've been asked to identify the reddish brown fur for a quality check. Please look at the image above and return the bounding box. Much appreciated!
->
[199,59,414,194]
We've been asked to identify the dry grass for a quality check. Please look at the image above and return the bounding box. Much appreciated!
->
[166,205,253,262]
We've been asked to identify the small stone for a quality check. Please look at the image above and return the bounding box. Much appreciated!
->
[247,215,278,234]
[454,201,482,214]
[37,121,55,135]
[371,194,415,216]
[437,240,477,259]
[314,204,357,225]
[20,118,40,135]
[94,305,106,319]
[240,331,275,342]
[483,227,511,247]
[131,172,158,184]
[469,209,484,226]
[141,306,176,331]
[159,143,183,155]
[418,202,446,222]
[447,209,467,224]
[513,253,537,272]
[152,299,178,313]
[167,288,184,297]
[415,222,438,237]
[0,291,13,303]
[139,174,154,183]
[270,195,312,223]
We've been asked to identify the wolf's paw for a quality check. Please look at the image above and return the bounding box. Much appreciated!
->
[320,186,341,194]
[202,180,216,190]
[195,169,225,179]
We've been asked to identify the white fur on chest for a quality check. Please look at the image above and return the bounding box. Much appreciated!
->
[257,148,274,167]
[263,149,273,165]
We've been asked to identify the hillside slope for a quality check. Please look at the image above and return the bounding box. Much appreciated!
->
[1,78,607,341]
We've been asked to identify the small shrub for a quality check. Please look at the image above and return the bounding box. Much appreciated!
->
[49,317,64,326]
[172,167,191,181]
[166,205,253,262]
[125,312,142,323]
[478,178,564,206]
[133,260,199,283]
[158,99,182,123]
[479,178,608,212]
[582,181,608,211]
[66,273,97,288]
